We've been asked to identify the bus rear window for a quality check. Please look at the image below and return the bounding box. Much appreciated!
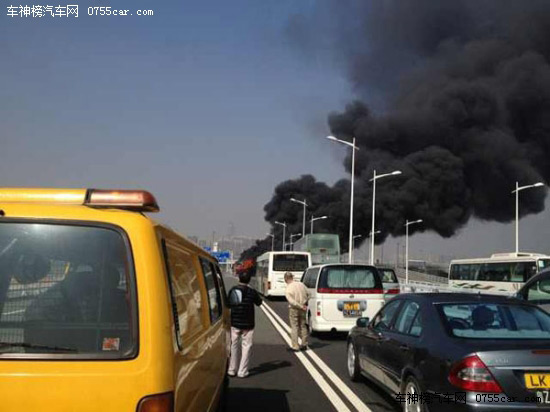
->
[0,222,136,359]
[272,254,309,272]
[318,266,382,290]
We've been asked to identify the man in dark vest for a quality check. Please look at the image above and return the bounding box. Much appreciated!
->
[227,271,262,378]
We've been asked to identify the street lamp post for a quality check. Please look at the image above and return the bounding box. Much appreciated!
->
[405,219,423,284]
[266,233,274,251]
[327,135,359,264]
[290,198,308,239]
[367,230,381,265]
[369,170,402,265]
[275,221,287,252]
[352,234,362,263]
[310,215,328,234]
[290,233,301,250]
[512,181,545,255]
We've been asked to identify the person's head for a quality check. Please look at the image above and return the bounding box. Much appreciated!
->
[238,271,251,284]
[284,272,294,284]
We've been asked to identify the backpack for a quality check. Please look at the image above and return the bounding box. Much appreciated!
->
[228,286,245,307]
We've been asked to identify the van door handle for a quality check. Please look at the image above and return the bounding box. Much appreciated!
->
[399,345,410,352]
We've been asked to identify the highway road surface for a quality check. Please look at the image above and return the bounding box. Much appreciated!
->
[224,275,401,412]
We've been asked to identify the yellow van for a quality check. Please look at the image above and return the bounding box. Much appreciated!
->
[0,188,230,412]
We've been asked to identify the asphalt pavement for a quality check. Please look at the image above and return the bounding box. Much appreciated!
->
[224,275,401,412]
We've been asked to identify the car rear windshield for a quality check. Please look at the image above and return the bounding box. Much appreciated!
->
[318,266,382,290]
[0,222,136,358]
[379,269,398,283]
[272,254,309,272]
[439,302,550,339]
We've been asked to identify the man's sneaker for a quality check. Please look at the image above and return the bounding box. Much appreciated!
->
[237,372,249,378]
[227,372,236,377]
[300,345,309,351]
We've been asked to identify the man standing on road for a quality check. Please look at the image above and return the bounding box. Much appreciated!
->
[227,271,262,378]
[284,272,309,351]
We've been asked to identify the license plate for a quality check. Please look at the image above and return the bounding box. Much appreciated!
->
[343,302,361,318]
[525,374,550,389]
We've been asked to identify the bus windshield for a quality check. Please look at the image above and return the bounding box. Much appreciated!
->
[272,254,309,272]
[310,238,337,252]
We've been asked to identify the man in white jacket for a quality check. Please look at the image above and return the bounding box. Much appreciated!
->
[284,272,309,351]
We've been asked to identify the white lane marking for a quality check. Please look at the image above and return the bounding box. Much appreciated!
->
[4,309,25,315]
[260,303,352,412]
[262,302,372,412]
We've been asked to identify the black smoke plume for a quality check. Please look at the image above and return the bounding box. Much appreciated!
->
[241,0,550,261]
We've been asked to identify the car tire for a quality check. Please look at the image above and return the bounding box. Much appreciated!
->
[402,376,427,412]
[307,311,316,337]
[216,373,229,412]
[347,341,361,382]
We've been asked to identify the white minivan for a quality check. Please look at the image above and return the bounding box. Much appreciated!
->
[301,264,385,333]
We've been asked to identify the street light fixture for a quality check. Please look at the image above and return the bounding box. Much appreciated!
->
[266,233,274,251]
[326,135,359,264]
[275,221,287,252]
[369,170,402,264]
[290,233,302,251]
[310,215,328,234]
[512,181,545,255]
[405,219,423,284]
[290,198,308,239]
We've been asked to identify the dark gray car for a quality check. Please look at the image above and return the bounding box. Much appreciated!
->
[347,293,550,411]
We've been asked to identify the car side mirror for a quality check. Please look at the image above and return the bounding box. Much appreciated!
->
[356,317,370,328]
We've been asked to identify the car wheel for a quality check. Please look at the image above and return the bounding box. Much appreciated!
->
[403,376,427,412]
[307,312,316,337]
[216,373,229,412]
[347,341,361,382]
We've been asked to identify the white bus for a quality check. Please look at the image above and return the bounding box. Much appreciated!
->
[449,253,550,293]
[255,252,311,297]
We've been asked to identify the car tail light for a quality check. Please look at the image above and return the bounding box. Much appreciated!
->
[449,355,503,393]
[316,301,321,316]
[137,392,174,412]
[385,288,400,294]
[85,189,160,212]
[317,288,384,294]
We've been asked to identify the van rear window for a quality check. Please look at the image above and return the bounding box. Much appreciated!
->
[318,266,382,291]
[0,222,136,358]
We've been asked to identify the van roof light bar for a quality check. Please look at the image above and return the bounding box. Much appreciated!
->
[85,189,160,212]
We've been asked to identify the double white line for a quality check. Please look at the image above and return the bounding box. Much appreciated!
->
[259,302,372,412]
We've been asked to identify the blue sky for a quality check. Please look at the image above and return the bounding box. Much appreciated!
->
[0,0,351,238]
[1,0,548,258]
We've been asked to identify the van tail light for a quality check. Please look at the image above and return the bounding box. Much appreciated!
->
[316,301,321,316]
[268,281,271,290]
[137,392,174,412]
[449,355,502,393]
[317,288,384,294]
[385,288,400,294]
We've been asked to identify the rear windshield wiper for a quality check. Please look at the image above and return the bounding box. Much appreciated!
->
[0,342,77,353]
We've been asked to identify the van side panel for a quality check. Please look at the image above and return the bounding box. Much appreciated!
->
[158,227,229,412]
